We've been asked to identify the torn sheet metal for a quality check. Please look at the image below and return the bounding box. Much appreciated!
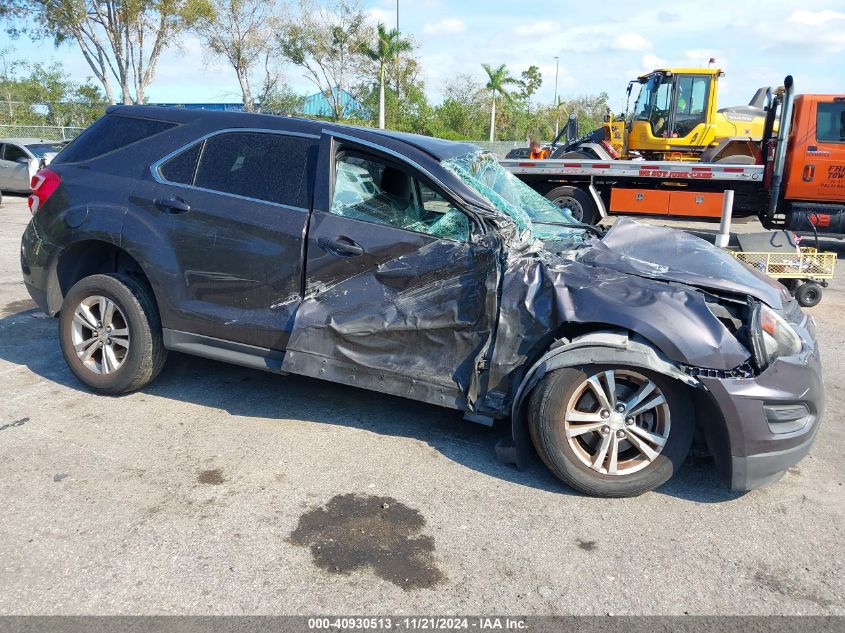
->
[581,218,787,308]
[481,250,752,412]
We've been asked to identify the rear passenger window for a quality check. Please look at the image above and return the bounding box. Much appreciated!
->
[55,114,176,163]
[191,132,313,208]
[817,102,845,143]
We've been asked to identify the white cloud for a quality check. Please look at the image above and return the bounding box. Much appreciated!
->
[613,33,652,51]
[365,7,395,26]
[515,21,560,36]
[641,54,668,69]
[683,49,725,68]
[423,18,466,35]
[788,9,845,27]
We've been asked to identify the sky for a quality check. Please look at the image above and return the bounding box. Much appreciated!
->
[2,0,845,112]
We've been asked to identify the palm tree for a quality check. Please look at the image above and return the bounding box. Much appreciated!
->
[482,63,519,142]
[359,23,412,129]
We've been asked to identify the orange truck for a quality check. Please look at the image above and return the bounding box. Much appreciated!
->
[502,76,845,234]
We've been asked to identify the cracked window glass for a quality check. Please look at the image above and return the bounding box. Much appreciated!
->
[330,156,470,241]
[442,151,585,243]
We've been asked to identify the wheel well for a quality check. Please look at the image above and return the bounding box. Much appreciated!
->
[56,241,153,303]
[509,326,731,481]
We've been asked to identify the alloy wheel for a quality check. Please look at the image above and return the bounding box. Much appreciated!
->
[70,295,130,375]
[562,369,671,475]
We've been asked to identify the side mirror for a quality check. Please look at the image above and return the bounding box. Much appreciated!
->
[17,157,32,165]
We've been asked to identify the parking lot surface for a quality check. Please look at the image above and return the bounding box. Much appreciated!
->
[0,194,843,615]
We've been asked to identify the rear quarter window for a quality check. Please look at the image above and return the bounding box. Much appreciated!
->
[159,143,201,184]
[54,114,177,163]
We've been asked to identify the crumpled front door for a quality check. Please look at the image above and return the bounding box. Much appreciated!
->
[282,210,500,410]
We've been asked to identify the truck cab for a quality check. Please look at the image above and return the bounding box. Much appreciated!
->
[629,68,721,159]
[785,95,845,207]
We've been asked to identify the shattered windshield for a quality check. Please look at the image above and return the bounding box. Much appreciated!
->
[442,151,587,244]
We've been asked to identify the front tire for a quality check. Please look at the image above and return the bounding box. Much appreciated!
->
[59,273,167,394]
[528,365,693,497]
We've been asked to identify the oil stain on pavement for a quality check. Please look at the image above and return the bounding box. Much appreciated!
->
[288,493,444,590]
[1,298,36,315]
[197,468,225,485]
[577,539,598,552]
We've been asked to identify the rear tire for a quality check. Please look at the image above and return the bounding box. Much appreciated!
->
[528,365,693,497]
[795,282,822,307]
[545,186,599,225]
[59,273,167,394]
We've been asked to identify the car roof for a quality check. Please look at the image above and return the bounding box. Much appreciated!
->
[106,105,482,162]
[0,138,62,145]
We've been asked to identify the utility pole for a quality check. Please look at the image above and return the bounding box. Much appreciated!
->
[395,0,400,102]
[554,56,560,138]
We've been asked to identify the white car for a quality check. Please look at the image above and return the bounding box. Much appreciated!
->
[0,138,66,193]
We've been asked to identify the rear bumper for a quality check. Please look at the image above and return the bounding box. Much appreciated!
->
[20,219,58,315]
[699,316,824,491]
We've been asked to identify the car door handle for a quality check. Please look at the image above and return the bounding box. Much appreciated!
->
[318,236,364,257]
[155,197,191,214]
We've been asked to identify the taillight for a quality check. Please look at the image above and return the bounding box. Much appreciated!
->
[28,168,61,214]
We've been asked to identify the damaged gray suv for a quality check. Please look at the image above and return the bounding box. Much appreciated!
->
[21,106,824,497]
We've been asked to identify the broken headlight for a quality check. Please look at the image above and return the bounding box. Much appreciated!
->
[750,303,803,369]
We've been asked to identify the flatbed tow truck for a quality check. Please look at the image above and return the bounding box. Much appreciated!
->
[501,76,845,235]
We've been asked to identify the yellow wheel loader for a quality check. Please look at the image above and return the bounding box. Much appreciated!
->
[548,68,772,163]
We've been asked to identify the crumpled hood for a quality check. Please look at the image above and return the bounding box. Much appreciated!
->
[577,218,787,309]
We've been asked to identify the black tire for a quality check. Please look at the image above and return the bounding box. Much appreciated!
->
[59,273,167,394]
[545,185,599,225]
[795,282,822,308]
[528,365,694,497]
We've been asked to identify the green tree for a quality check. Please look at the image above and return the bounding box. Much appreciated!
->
[352,34,425,131]
[261,84,305,115]
[0,52,106,126]
[357,22,411,129]
[194,0,282,112]
[426,73,486,140]
[481,63,518,142]
[557,91,611,136]
[518,65,542,111]
[278,0,368,121]
[1,0,212,104]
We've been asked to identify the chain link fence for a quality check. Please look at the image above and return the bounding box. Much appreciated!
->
[471,140,530,158]
[0,125,85,141]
